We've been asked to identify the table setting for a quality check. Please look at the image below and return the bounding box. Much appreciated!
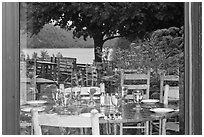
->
[20,86,179,135]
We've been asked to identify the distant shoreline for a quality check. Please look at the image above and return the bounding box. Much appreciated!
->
[22,48,95,64]
[21,46,113,50]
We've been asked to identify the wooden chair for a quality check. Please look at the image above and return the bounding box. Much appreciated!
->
[150,72,179,135]
[56,57,76,88]
[31,109,100,135]
[151,72,179,135]
[85,64,98,87]
[159,72,179,103]
[76,70,85,86]
[120,69,151,135]
[120,69,151,100]
[161,85,180,135]
[76,63,87,86]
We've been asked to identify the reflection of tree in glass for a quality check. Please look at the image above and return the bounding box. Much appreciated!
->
[23,2,183,62]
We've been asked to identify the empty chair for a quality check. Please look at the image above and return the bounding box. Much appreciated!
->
[150,71,179,135]
[31,109,100,135]
[151,84,179,135]
[159,72,179,103]
[85,64,98,87]
[161,85,180,135]
[76,70,85,86]
[120,69,151,135]
[120,69,151,100]
[75,63,88,86]
[56,57,76,88]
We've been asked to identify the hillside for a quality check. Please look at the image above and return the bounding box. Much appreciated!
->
[21,24,118,49]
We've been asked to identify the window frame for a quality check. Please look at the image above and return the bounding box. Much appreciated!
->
[2,2,202,135]
[2,2,20,134]
[184,2,202,135]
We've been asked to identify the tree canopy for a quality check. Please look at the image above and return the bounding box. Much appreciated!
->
[113,26,184,74]
[22,2,184,62]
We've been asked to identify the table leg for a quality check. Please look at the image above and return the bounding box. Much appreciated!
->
[161,118,167,135]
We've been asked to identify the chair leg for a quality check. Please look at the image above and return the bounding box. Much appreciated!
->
[149,121,152,135]
[80,128,83,135]
[101,123,106,135]
[31,124,34,135]
[113,123,117,135]
[84,128,87,134]
[159,119,162,135]
[105,123,109,135]
[144,121,149,135]
[120,122,123,135]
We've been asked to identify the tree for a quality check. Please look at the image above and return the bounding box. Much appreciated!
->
[22,2,184,62]
[40,50,50,60]
[113,26,184,73]
[32,52,38,59]
[112,26,184,101]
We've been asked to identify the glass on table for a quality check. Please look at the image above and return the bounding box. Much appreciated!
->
[73,90,81,106]
[110,93,122,114]
[87,88,96,107]
[52,89,60,106]
[121,86,128,103]
[133,90,143,110]
[64,92,73,107]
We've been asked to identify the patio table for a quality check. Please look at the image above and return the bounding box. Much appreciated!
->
[20,100,179,135]
[97,102,178,135]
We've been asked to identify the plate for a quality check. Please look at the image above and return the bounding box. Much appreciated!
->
[21,107,45,113]
[141,99,159,104]
[26,100,47,106]
[79,113,105,118]
[150,108,175,113]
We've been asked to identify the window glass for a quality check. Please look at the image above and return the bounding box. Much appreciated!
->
[19,2,184,135]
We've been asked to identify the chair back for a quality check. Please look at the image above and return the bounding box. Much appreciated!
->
[56,57,76,87]
[163,85,179,105]
[31,109,100,135]
[120,69,151,134]
[85,64,98,86]
[160,73,179,103]
[120,69,150,99]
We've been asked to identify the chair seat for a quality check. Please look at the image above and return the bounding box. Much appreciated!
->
[165,122,179,132]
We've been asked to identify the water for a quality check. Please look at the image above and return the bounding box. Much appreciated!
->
[22,48,95,64]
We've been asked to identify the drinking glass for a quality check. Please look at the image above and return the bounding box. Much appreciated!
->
[88,88,96,107]
[111,93,121,113]
[52,89,60,106]
[76,90,81,106]
[133,90,143,110]
[64,92,72,106]
[121,86,128,103]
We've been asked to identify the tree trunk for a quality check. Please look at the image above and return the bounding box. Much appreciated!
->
[93,34,104,63]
